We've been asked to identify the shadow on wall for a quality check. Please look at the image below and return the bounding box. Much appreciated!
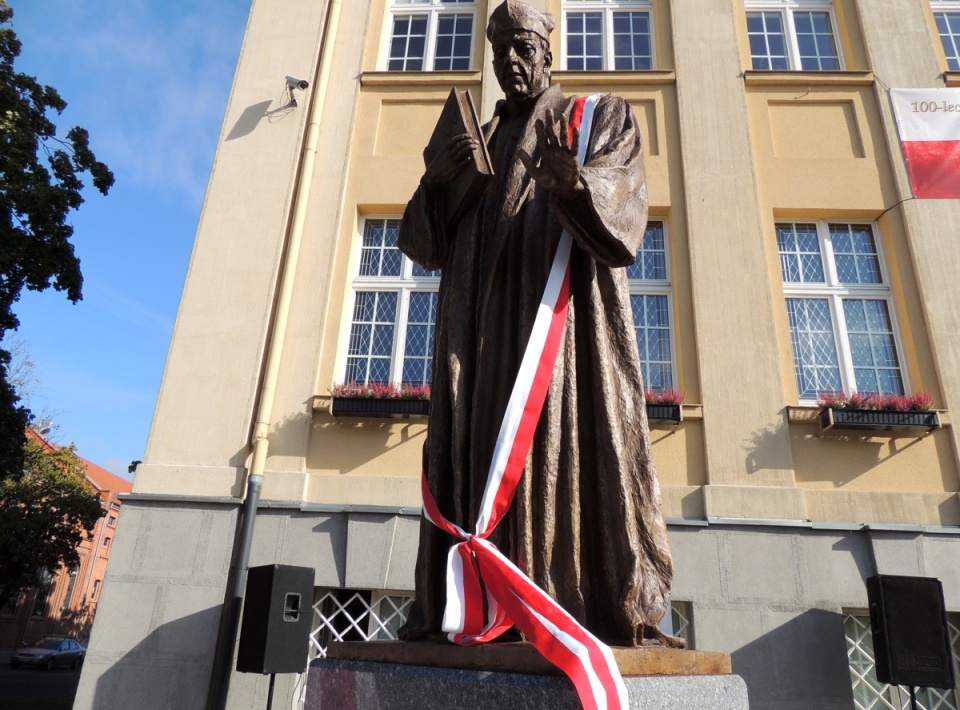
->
[743,418,794,476]
[307,414,427,474]
[225,99,297,141]
[89,605,221,710]
[731,608,853,710]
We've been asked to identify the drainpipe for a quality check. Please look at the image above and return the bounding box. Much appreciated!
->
[207,1,342,708]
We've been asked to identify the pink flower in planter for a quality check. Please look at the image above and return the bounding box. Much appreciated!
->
[644,387,685,406]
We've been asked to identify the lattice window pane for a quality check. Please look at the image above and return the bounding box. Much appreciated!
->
[936,13,960,71]
[632,294,673,392]
[842,299,903,396]
[360,220,403,277]
[434,14,473,70]
[786,298,842,399]
[794,11,839,70]
[777,223,825,283]
[747,11,789,70]
[612,11,652,70]
[402,292,438,385]
[567,12,604,70]
[347,292,397,384]
[627,221,667,281]
[830,224,881,285]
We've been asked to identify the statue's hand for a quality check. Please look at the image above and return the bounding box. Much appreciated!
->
[422,133,478,190]
[518,109,584,197]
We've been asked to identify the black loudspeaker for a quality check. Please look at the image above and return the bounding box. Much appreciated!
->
[866,574,956,689]
[237,564,314,674]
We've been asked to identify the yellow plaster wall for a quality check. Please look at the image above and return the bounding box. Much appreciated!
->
[294,0,958,526]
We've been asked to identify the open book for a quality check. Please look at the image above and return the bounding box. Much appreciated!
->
[423,88,494,225]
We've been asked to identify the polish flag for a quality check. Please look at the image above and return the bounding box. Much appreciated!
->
[890,88,960,199]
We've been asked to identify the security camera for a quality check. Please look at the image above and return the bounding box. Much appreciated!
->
[286,75,309,91]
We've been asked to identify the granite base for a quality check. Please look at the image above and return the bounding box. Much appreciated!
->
[306,656,750,709]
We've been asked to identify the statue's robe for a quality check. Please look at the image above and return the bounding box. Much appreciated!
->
[398,84,674,646]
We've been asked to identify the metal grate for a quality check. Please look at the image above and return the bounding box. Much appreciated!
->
[845,613,960,710]
[670,601,693,648]
[311,590,414,657]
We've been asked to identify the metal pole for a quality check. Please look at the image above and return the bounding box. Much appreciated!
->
[208,474,262,710]
[265,673,276,710]
[204,0,341,707]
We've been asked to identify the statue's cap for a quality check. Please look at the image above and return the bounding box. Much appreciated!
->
[486,0,555,43]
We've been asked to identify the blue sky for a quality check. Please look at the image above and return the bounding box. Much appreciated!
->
[7,1,249,477]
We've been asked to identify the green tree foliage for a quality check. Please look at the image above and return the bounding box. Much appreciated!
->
[0,437,104,600]
[0,1,114,479]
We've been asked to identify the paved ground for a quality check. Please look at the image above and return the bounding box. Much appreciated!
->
[0,652,81,704]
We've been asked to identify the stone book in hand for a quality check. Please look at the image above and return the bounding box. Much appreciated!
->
[423,88,494,225]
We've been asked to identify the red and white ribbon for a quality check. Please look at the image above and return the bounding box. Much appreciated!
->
[421,94,628,709]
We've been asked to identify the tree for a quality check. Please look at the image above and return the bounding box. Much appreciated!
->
[0,436,104,601]
[0,1,114,479]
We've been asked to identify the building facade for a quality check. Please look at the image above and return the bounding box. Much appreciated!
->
[77,1,960,708]
[1,436,131,651]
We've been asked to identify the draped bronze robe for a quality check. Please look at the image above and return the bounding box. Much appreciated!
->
[398,85,674,646]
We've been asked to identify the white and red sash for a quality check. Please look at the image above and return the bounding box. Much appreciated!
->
[421,94,629,710]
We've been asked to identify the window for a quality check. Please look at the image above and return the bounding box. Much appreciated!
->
[934,2,960,70]
[344,219,440,386]
[658,601,694,648]
[1,590,20,616]
[32,568,53,617]
[845,612,960,710]
[91,579,101,601]
[746,1,841,70]
[628,221,675,392]
[777,221,905,402]
[311,589,415,655]
[108,515,117,526]
[61,567,79,611]
[345,220,673,393]
[563,0,654,70]
[387,0,475,71]
[103,537,111,549]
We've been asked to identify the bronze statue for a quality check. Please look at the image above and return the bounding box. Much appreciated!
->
[398,0,678,649]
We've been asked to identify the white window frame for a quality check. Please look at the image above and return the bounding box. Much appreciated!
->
[561,0,656,71]
[628,220,677,393]
[383,0,477,72]
[932,1,960,71]
[745,0,844,71]
[777,220,908,404]
[340,218,440,386]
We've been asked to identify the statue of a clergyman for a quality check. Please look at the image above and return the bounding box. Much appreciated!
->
[398,0,679,651]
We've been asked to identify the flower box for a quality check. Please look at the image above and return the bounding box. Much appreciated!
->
[331,397,430,418]
[646,403,682,423]
[818,408,940,433]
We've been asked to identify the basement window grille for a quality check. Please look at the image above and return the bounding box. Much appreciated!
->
[311,589,414,657]
[844,612,960,710]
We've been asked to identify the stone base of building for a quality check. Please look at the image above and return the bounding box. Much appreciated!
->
[305,642,749,709]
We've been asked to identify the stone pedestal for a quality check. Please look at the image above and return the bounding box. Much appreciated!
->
[305,642,750,709]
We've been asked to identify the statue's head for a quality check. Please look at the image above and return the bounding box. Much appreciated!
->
[487,0,554,104]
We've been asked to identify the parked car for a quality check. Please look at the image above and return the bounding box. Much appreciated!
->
[10,637,86,669]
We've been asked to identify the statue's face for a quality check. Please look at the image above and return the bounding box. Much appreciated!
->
[491,31,552,103]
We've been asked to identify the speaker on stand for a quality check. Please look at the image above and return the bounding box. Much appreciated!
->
[237,564,315,710]
[866,575,956,710]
